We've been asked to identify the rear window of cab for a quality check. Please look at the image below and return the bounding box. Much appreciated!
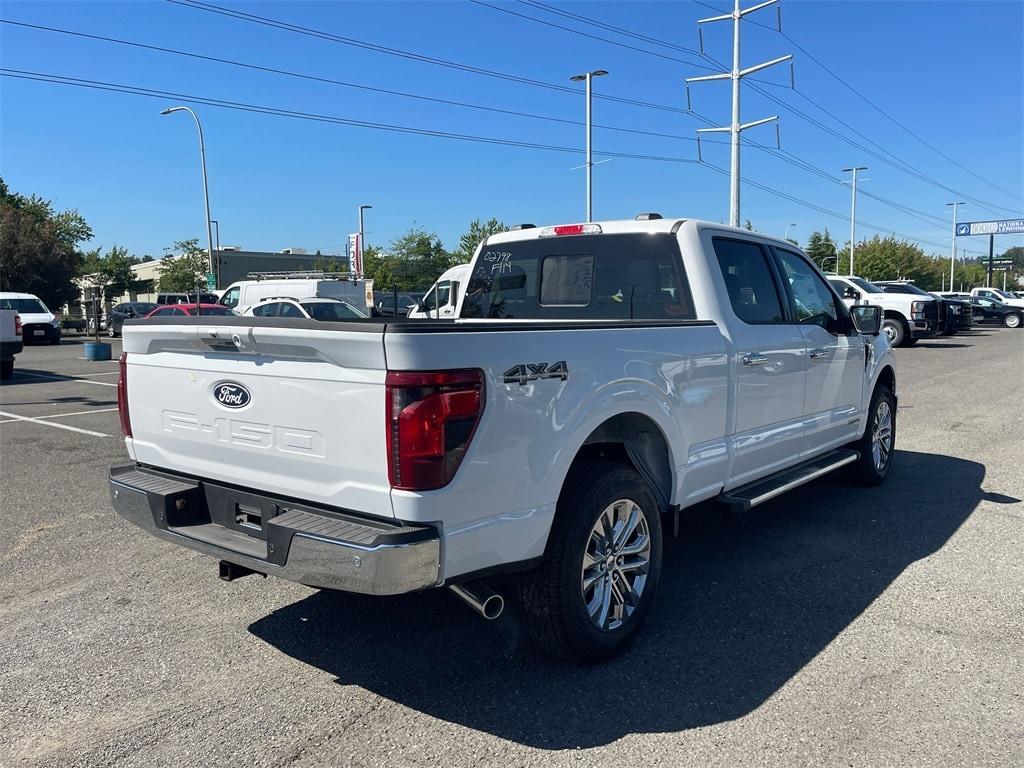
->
[460,233,694,320]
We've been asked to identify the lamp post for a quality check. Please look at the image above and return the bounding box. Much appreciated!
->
[819,241,839,274]
[785,223,796,241]
[843,166,868,276]
[946,201,966,291]
[209,219,221,288]
[569,69,608,222]
[160,106,214,313]
[358,204,372,279]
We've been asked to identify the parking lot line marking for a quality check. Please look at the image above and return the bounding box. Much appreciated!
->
[0,410,110,437]
[12,371,117,387]
[39,407,120,420]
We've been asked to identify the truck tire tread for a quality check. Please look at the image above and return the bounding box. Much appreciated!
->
[518,461,662,663]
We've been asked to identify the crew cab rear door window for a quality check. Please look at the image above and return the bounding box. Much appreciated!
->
[460,233,693,320]
[711,237,785,324]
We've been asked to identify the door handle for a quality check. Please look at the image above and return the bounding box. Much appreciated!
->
[809,348,831,359]
[742,353,769,366]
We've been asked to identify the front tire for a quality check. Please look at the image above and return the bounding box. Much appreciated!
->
[1004,313,1021,329]
[518,462,663,663]
[847,384,896,486]
[882,317,907,347]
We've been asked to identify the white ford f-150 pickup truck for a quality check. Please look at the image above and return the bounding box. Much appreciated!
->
[110,217,896,661]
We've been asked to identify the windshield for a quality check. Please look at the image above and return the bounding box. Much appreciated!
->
[186,306,235,316]
[848,277,883,294]
[0,298,48,313]
[302,301,366,320]
[993,289,1017,299]
[131,303,157,314]
[461,233,694,320]
[882,283,930,296]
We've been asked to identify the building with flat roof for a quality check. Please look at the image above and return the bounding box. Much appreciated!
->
[72,247,349,316]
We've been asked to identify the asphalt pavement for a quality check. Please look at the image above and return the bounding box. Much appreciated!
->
[1,329,1022,767]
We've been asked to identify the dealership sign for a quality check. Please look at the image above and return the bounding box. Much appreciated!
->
[955,219,1024,236]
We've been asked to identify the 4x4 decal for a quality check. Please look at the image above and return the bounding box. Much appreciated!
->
[503,361,569,386]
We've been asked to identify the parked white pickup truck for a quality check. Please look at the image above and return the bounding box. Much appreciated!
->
[0,309,23,379]
[827,275,939,347]
[109,217,896,661]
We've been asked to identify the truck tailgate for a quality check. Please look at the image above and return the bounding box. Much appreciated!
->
[121,320,393,519]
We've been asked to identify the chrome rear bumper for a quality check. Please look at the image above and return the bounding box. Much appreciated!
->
[109,465,440,595]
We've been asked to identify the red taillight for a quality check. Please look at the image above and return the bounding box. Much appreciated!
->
[14,315,22,336]
[117,352,132,438]
[386,369,484,491]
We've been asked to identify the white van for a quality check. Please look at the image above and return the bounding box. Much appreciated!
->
[407,264,471,319]
[219,277,370,316]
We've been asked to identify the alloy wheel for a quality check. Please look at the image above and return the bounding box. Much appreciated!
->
[580,499,651,632]
[872,400,893,470]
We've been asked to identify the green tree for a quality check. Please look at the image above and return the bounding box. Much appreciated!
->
[851,236,943,289]
[454,218,508,263]
[79,245,139,301]
[368,226,452,291]
[805,229,840,272]
[158,239,209,292]
[0,177,92,310]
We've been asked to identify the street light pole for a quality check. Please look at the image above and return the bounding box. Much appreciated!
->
[209,219,221,288]
[843,166,867,276]
[570,69,608,222]
[946,201,966,290]
[358,204,372,280]
[161,105,214,313]
[785,223,796,241]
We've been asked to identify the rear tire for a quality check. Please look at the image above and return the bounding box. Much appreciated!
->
[847,384,895,486]
[518,461,663,663]
[1004,313,1021,329]
[882,317,907,347]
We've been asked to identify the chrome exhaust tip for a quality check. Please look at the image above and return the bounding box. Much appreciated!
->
[449,582,504,620]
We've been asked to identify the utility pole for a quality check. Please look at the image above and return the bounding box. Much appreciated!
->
[569,69,608,222]
[843,166,867,276]
[210,219,221,288]
[987,233,994,287]
[687,0,792,227]
[358,204,372,280]
[946,201,966,290]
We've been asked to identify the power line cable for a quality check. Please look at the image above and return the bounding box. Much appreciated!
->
[0,67,950,249]
[165,0,691,116]
[2,16,951,230]
[520,0,1021,217]
[0,68,698,164]
[690,0,1022,205]
[0,18,700,144]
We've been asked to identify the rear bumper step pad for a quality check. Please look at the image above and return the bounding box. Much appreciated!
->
[109,465,440,594]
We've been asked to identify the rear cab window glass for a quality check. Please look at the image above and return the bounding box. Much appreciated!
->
[460,233,694,320]
[711,237,784,324]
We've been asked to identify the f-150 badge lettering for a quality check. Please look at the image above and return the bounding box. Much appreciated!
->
[503,361,569,386]
[213,382,251,409]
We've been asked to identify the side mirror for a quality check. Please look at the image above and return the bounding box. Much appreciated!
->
[843,287,860,300]
[850,305,881,336]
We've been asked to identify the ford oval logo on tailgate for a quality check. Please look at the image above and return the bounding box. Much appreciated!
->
[213,382,251,409]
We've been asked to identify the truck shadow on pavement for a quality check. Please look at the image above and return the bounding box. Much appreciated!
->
[249,449,989,749]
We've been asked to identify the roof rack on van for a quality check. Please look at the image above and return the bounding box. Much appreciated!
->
[246,271,356,281]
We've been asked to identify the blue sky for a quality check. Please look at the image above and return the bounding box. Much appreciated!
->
[1,0,1022,260]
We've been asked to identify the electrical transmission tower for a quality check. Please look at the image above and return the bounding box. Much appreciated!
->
[686,0,793,228]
